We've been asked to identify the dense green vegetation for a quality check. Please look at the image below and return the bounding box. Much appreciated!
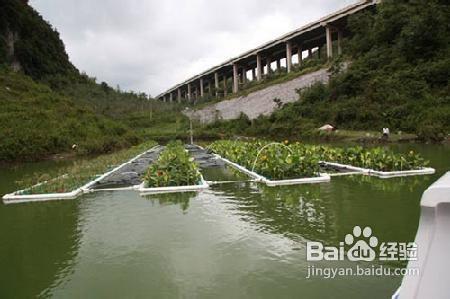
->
[18,140,157,194]
[0,69,142,161]
[0,0,76,81]
[0,0,186,161]
[309,145,428,171]
[208,140,321,180]
[201,0,450,142]
[1,0,448,163]
[144,141,201,187]
[208,139,429,179]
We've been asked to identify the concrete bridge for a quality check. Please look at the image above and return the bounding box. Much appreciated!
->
[157,0,377,103]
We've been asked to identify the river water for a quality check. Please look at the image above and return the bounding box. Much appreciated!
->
[0,143,448,298]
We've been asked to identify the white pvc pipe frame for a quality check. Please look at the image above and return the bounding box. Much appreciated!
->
[3,145,163,204]
[203,142,330,186]
[321,161,435,178]
[2,144,436,204]
[138,174,209,195]
[3,145,211,204]
[137,147,209,195]
[213,154,331,186]
[205,142,435,184]
[251,142,293,173]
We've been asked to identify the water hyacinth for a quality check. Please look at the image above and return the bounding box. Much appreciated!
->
[208,140,320,180]
[208,140,429,180]
[144,141,201,187]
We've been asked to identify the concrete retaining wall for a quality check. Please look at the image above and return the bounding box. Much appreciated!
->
[189,68,330,124]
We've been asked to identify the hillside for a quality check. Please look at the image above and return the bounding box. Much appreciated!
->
[199,0,450,142]
[0,0,187,161]
[0,0,76,81]
[0,68,140,161]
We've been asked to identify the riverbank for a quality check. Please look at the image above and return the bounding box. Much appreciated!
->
[306,130,419,144]
[1,141,449,298]
[195,124,449,145]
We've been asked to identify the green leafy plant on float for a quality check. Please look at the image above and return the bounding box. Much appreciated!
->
[285,143,428,171]
[208,140,320,180]
[340,147,428,171]
[144,141,201,187]
[208,140,429,177]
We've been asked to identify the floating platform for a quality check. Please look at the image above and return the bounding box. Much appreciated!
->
[214,154,330,186]
[321,161,435,178]
[137,175,209,195]
[2,145,161,204]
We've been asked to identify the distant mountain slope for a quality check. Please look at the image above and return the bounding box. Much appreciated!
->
[0,0,77,80]
[0,0,184,161]
[0,68,139,161]
[0,0,155,115]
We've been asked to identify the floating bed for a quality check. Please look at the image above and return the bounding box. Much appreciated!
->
[319,161,367,177]
[320,161,435,178]
[138,142,210,195]
[137,174,209,195]
[367,167,435,178]
[320,162,369,175]
[2,145,160,204]
[214,154,330,186]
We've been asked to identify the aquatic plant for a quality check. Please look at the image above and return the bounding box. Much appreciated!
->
[19,140,158,194]
[208,140,430,178]
[144,141,201,187]
[208,140,320,180]
[316,146,428,171]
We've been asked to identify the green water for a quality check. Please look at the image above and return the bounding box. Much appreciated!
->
[0,143,449,298]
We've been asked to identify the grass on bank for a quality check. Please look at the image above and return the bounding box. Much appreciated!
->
[121,108,191,142]
[0,69,142,161]
[1,2,186,162]
[17,140,157,194]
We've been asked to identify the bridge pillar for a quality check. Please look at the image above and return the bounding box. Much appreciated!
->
[308,48,312,58]
[297,44,302,66]
[256,53,262,81]
[337,29,343,55]
[222,75,227,96]
[233,63,239,93]
[242,67,247,84]
[266,56,272,74]
[187,83,192,101]
[276,59,281,70]
[177,88,181,103]
[326,25,333,59]
[286,41,292,72]
[251,68,256,80]
[169,92,173,102]
[200,78,204,97]
[214,72,219,96]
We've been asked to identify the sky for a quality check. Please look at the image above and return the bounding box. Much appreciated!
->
[30,0,355,96]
